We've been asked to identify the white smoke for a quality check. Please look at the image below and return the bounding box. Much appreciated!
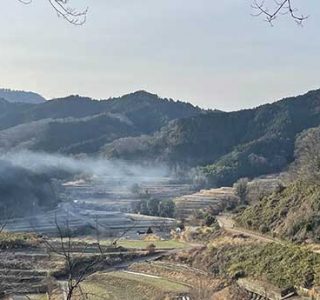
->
[1,150,169,184]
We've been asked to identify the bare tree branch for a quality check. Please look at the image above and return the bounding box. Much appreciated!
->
[43,214,111,300]
[18,0,88,25]
[0,219,8,233]
[0,208,13,234]
[251,0,309,25]
[17,0,310,26]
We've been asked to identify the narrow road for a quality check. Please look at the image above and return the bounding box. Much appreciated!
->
[217,215,320,257]
[216,215,281,244]
[123,271,161,278]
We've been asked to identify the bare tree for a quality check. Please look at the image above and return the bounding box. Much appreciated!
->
[18,0,88,25]
[43,216,107,300]
[0,208,13,233]
[233,178,249,204]
[0,218,8,233]
[252,0,309,25]
[44,214,139,300]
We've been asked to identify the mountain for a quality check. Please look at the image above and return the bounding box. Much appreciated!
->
[0,88,46,104]
[0,91,203,153]
[2,88,320,187]
[103,89,320,186]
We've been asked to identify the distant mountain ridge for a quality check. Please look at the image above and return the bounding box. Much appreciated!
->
[1,88,320,187]
[0,90,203,154]
[0,88,46,104]
[103,89,320,186]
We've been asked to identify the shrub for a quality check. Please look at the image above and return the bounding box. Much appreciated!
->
[259,224,269,234]
[146,243,156,254]
[234,178,249,204]
[204,214,216,227]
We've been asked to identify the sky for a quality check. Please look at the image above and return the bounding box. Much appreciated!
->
[0,0,320,111]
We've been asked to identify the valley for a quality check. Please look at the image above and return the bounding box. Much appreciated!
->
[4,176,192,238]
[3,0,320,298]
[1,88,320,299]
[2,172,317,300]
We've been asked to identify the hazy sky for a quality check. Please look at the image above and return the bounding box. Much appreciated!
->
[0,0,319,111]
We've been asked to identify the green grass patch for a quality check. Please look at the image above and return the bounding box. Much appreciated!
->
[82,271,189,300]
[207,242,320,289]
[80,281,114,300]
[109,271,189,292]
[102,239,188,249]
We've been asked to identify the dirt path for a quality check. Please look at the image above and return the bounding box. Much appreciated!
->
[217,215,320,258]
[123,271,161,278]
[216,215,281,244]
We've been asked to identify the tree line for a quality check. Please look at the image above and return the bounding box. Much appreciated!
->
[132,198,176,218]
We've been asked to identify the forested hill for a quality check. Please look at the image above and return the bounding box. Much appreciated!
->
[2,88,320,187]
[0,91,202,154]
[0,160,58,217]
[236,126,320,243]
[0,88,46,104]
[104,89,320,186]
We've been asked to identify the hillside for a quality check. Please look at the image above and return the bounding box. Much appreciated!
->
[0,91,201,129]
[104,89,320,186]
[236,180,320,243]
[0,89,45,104]
[1,88,320,187]
[0,91,202,217]
[188,234,320,289]
[0,91,202,154]
[0,160,58,217]
[236,126,320,243]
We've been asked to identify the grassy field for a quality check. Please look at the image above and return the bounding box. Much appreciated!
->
[52,237,189,250]
[111,239,188,249]
[82,271,190,300]
[109,271,189,291]
[129,261,221,291]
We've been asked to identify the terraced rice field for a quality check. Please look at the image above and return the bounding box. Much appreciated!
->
[4,204,177,240]
[4,177,189,238]
[64,177,192,212]
[82,270,190,300]
[0,248,50,295]
[174,187,238,219]
[128,261,221,291]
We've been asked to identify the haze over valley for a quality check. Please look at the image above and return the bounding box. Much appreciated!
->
[2,0,320,296]
[1,83,320,299]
